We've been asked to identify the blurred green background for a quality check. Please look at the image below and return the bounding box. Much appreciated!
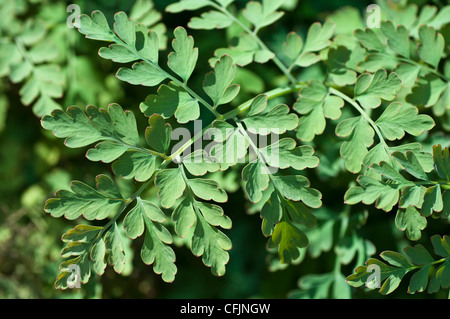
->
[1,0,449,299]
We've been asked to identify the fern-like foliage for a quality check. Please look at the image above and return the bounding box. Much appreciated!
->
[347,235,450,295]
[0,1,65,116]
[37,0,450,298]
[42,5,322,287]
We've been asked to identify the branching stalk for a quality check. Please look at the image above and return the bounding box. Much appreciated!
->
[208,1,297,85]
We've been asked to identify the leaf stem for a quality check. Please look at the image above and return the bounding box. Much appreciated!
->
[167,82,306,162]
[209,2,297,85]
[104,179,153,233]
[378,52,449,82]
[112,35,222,119]
[328,87,391,155]
[219,82,307,120]
[103,136,170,160]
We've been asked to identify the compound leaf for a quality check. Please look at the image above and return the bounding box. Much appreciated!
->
[203,55,240,107]
[375,102,435,141]
[140,82,200,124]
[418,25,444,68]
[354,69,402,109]
[44,174,124,220]
[168,27,198,83]
[155,168,187,209]
[395,206,427,241]
[294,81,344,141]
[336,116,374,173]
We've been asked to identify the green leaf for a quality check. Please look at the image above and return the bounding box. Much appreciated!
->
[282,32,303,61]
[375,102,435,141]
[336,116,374,173]
[78,10,115,41]
[113,11,136,45]
[203,55,240,107]
[428,261,450,293]
[42,104,151,174]
[188,179,228,203]
[406,74,446,108]
[90,239,107,275]
[380,21,410,58]
[272,175,322,208]
[433,145,450,182]
[392,143,434,173]
[348,237,450,295]
[14,62,64,116]
[242,161,270,204]
[209,121,249,168]
[165,0,211,13]
[56,253,92,289]
[326,46,357,86]
[246,94,268,117]
[421,185,443,217]
[261,192,282,236]
[391,151,429,181]
[399,185,426,209]
[210,34,274,67]
[168,27,198,83]
[172,197,196,238]
[135,25,160,63]
[285,200,317,228]
[123,198,166,239]
[145,114,172,154]
[141,217,177,282]
[302,21,335,53]
[380,251,413,268]
[242,104,298,134]
[243,0,284,31]
[354,28,384,52]
[395,206,427,241]
[104,223,126,274]
[188,10,233,30]
[99,44,139,63]
[344,175,399,212]
[294,80,344,141]
[354,69,402,109]
[291,21,334,67]
[181,150,220,176]
[270,220,309,263]
[357,53,398,73]
[155,168,186,208]
[371,161,410,184]
[191,216,232,276]
[260,138,320,171]
[196,201,232,229]
[418,25,444,68]
[116,61,167,87]
[289,273,335,299]
[62,225,103,243]
[346,258,409,294]
[140,82,200,124]
[112,151,157,182]
[44,175,123,220]
[404,244,435,265]
[408,265,431,294]
[431,235,450,258]
[395,63,421,88]
[130,3,167,50]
